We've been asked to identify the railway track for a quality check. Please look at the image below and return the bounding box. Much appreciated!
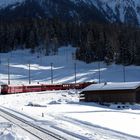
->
[48,114,140,140]
[0,107,78,140]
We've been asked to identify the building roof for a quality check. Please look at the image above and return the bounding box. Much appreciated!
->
[82,82,140,91]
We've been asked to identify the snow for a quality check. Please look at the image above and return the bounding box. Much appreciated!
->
[0,0,24,9]
[0,46,140,85]
[0,121,29,140]
[0,91,140,140]
[0,46,140,140]
[71,0,140,24]
[1,0,140,24]
[0,130,29,140]
[82,82,140,91]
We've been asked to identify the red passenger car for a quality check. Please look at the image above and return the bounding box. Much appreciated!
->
[1,84,24,94]
[1,82,96,94]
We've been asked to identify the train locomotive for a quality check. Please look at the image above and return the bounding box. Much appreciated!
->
[1,82,96,94]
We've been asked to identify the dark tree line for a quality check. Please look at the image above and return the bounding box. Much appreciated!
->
[76,22,140,65]
[0,19,140,65]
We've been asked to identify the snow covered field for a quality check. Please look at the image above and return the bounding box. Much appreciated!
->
[0,46,140,85]
[0,46,140,140]
[0,91,140,140]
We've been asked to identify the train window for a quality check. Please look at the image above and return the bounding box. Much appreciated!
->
[1,85,8,89]
[63,85,70,87]
[27,86,41,88]
[16,87,22,89]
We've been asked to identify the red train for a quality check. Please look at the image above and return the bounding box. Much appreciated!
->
[1,82,96,94]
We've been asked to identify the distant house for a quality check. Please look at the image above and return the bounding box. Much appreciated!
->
[80,82,140,103]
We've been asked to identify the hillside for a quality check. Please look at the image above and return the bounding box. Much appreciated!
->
[0,0,140,25]
[0,1,140,65]
[0,46,140,85]
[71,0,140,25]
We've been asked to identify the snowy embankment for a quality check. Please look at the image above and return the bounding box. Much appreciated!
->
[0,130,29,140]
[0,90,140,140]
[0,46,140,140]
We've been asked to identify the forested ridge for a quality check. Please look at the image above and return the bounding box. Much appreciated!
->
[0,19,140,65]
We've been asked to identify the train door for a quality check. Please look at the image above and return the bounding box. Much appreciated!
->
[1,85,8,94]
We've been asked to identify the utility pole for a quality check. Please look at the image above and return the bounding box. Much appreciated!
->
[8,58,10,85]
[0,55,1,64]
[98,61,101,84]
[29,61,31,84]
[51,63,53,84]
[0,55,2,83]
[123,46,126,83]
[74,62,77,85]
[123,65,126,82]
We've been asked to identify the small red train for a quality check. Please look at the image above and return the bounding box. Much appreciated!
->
[1,82,96,94]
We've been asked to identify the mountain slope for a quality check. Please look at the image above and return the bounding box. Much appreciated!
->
[92,0,140,25]
[0,0,24,8]
[0,0,140,25]
[0,0,106,22]
[70,0,140,24]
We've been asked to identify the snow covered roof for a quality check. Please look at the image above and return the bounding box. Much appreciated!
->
[82,82,140,91]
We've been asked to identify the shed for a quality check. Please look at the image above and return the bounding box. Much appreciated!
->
[80,82,140,103]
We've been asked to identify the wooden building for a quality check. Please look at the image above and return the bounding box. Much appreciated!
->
[80,82,140,103]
